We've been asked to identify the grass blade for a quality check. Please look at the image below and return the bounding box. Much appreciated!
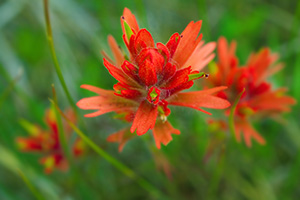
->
[18,170,45,200]
[43,0,77,112]
[51,84,72,164]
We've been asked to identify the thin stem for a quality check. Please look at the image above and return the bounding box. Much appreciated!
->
[229,88,245,138]
[50,98,165,199]
[51,84,72,164]
[18,170,45,200]
[43,0,77,112]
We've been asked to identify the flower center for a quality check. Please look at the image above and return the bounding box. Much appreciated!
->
[147,86,161,105]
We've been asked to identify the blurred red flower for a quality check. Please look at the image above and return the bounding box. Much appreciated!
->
[206,37,297,146]
[77,8,230,150]
[16,108,84,173]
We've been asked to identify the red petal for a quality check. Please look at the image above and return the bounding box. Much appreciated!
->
[121,8,139,43]
[166,32,181,58]
[250,89,296,112]
[101,50,114,65]
[172,21,203,68]
[247,48,272,81]
[77,85,138,117]
[217,37,230,74]
[161,67,191,89]
[167,87,230,111]
[16,137,43,151]
[191,86,229,95]
[121,61,140,82]
[118,89,142,100]
[130,101,158,135]
[156,42,170,63]
[107,128,135,152]
[136,48,165,75]
[138,59,157,86]
[103,58,139,86]
[160,62,176,82]
[128,34,137,57]
[168,81,194,98]
[235,120,266,147]
[152,120,180,149]
[79,84,114,96]
[134,29,155,53]
[77,96,136,117]
[185,41,216,71]
[107,35,125,67]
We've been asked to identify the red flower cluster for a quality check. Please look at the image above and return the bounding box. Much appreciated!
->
[77,8,230,150]
[206,37,296,146]
[16,108,84,173]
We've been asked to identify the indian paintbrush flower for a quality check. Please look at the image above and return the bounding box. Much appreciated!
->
[206,37,297,147]
[16,108,84,173]
[77,8,230,150]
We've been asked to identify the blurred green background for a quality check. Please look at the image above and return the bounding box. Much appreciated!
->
[0,0,299,199]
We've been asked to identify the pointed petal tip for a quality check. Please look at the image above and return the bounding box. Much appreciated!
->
[130,126,146,136]
[123,7,131,14]
[84,112,99,118]
[107,34,113,40]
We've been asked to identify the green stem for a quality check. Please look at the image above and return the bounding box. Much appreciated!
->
[43,0,77,112]
[51,84,72,164]
[50,99,164,199]
[229,88,245,138]
[18,170,45,200]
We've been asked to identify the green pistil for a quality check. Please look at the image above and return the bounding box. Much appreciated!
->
[149,89,158,99]
[123,21,134,41]
[188,72,206,81]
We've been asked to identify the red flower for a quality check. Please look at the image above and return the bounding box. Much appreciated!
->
[16,108,84,173]
[77,8,230,150]
[207,37,297,147]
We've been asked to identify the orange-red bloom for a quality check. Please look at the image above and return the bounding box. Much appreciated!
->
[77,8,230,150]
[16,108,84,173]
[206,37,296,146]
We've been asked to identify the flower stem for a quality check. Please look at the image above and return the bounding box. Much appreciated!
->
[50,99,165,199]
[43,0,77,112]
[51,84,72,164]
[18,170,45,200]
[229,88,245,138]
